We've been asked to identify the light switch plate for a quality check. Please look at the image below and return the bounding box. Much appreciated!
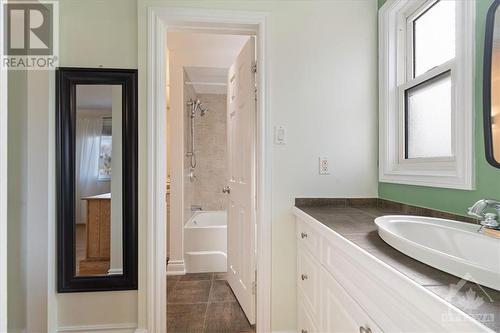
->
[274,126,286,145]
[319,156,329,175]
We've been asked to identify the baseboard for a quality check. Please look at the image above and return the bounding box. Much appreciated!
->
[134,329,147,333]
[166,259,185,275]
[57,323,137,333]
[107,268,123,275]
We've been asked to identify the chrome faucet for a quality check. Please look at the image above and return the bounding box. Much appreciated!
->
[468,199,500,230]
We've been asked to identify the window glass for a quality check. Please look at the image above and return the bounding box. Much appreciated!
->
[98,118,112,180]
[413,0,455,77]
[406,72,452,159]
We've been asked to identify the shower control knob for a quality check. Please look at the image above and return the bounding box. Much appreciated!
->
[222,186,231,194]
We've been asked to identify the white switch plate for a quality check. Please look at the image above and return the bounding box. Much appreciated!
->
[274,126,286,145]
[319,156,329,175]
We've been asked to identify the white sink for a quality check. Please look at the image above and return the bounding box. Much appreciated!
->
[374,215,500,291]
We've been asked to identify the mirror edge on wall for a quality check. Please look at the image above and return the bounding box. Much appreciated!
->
[483,0,500,169]
[55,67,138,293]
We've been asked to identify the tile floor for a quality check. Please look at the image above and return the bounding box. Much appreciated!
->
[167,273,256,333]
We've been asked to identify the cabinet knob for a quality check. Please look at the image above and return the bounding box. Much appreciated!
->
[301,274,308,281]
[359,327,372,333]
[301,232,308,239]
[301,330,308,333]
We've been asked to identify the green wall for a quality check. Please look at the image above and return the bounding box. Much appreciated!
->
[378,0,500,217]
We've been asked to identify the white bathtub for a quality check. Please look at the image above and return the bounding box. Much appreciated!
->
[184,211,227,273]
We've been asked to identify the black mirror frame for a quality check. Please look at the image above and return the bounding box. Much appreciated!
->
[483,0,500,169]
[56,67,138,292]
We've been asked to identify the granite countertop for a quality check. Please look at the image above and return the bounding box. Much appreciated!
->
[295,199,500,332]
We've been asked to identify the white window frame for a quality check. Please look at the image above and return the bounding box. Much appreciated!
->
[379,0,475,189]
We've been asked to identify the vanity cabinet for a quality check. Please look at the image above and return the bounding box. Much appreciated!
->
[294,207,491,333]
[297,243,380,333]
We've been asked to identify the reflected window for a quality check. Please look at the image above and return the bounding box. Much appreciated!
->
[98,117,112,180]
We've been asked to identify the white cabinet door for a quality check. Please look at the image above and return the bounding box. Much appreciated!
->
[298,290,320,333]
[297,244,321,321]
[321,267,382,333]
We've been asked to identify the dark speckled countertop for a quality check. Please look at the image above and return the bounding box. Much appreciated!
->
[295,199,500,332]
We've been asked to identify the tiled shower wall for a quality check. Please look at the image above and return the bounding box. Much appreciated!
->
[183,79,228,220]
[192,93,228,211]
[184,80,196,222]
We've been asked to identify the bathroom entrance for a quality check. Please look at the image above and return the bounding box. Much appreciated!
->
[166,30,257,331]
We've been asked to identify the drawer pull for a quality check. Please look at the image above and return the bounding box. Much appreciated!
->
[301,232,308,239]
[301,274,308,281]
[301,330,308,333]
[359,327,372,333]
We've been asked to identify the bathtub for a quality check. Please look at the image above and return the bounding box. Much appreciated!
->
[184,211,227,273]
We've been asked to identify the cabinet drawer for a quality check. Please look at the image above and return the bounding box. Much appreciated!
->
[297,244,320,320]
[296,216,321,257]
[297,290,320,333]
[321,267,382,333]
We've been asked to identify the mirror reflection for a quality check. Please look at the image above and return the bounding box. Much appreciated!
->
[489,7,500,166]
[75,84,123,277]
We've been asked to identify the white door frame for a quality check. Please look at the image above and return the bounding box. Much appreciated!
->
[0,0,8,330]
[146,7,271,333]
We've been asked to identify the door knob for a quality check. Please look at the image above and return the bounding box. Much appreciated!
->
[222,186,231,194]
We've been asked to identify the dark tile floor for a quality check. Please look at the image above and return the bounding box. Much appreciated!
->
[167,273,256,333]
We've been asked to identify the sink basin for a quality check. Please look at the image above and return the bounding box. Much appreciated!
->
[374,215,500,291]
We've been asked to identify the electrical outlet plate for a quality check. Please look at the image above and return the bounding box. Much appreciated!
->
[319,156,329,175]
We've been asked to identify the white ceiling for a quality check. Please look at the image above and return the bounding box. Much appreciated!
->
[167,31,250,94]
[184,67,227,94]
[76,85,113,110]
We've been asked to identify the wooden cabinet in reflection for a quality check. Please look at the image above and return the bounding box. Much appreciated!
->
[80,193,111,275]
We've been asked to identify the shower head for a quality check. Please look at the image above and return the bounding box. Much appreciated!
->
[200,105,208,116]
[187,98,208,117]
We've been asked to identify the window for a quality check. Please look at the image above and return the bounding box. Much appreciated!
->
[98,117,112,180]
[379,0,475,189]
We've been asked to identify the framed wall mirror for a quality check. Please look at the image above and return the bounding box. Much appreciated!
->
[56,68,138,292]
[484,0,500,169]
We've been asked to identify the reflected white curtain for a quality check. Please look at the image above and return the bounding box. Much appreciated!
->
[75,117,103,224]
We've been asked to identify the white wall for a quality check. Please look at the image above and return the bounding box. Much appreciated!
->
[139,1,379,330]
[8,0,378,331]
[7,70,28,333]
[110,86,124,274]
[6,0,138,332]
[56,0,138,330]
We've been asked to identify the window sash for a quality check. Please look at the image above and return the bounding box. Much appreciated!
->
[397,59,456,163]
[398,0,457,163]
[406,0,438,80]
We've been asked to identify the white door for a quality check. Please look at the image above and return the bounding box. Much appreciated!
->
[225,37,256,325]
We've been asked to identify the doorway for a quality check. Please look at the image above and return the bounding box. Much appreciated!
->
[146,9,271,333]
[166,31,256,331]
